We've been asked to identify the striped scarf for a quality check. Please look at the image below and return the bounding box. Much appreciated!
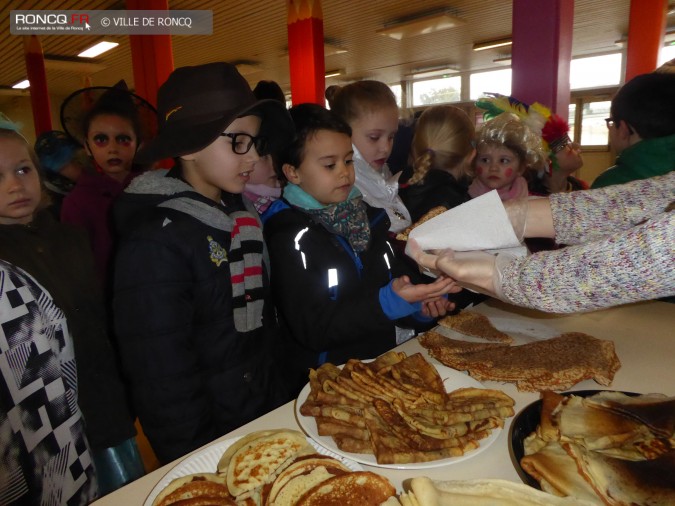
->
[229,211,265,332]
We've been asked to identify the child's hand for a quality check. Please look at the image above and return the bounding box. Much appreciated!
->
[421,297,456,318]
[391,275,459,303]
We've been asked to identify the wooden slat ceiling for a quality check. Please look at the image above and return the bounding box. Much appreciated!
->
[1,0,671,107]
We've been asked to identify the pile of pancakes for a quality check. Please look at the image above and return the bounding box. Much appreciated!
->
[299,351,514,465]
[521,391,675,505]
[152,429,396,506]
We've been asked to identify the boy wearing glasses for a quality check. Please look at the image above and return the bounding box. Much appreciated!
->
[111,63,294,464]
[592,72,675,189]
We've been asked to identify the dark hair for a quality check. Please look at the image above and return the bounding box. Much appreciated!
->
[82,86,143,141]
[610,73,675,139]
[325,80,397,124]
[253,80,286,104]
[277,103,352,181]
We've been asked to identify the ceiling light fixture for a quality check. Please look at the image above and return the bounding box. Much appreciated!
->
[377,9,466,40]
[325,69,344,78]
[493,55,512,65]
[12,79,30,89]
[78,41,119,58]
[405,64,458,79]
[473,37,512,51]
[324,42,348,56]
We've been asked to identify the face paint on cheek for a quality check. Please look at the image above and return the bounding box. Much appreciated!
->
[505,168,513,178]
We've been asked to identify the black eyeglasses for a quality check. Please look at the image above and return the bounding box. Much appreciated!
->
[220,132,268,155]
[604,117,615,129]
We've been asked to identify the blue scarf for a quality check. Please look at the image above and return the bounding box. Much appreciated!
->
[284,184,371,252]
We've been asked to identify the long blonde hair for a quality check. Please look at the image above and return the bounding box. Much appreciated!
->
[409,105,475,185]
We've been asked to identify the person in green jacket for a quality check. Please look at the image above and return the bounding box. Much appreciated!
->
[592,72,675,189]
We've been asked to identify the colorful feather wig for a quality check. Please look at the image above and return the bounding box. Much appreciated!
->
[476,93,572,173]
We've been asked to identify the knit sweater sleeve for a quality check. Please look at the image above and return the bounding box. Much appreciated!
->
[550,173,675,245]
[498,211,674,312]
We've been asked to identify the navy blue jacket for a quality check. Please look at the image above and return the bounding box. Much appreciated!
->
[263,199,434,395]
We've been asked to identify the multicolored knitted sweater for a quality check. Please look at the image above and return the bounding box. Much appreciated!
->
[499,172,674,312]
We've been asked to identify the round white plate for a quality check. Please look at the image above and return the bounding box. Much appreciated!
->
[294,362,501,469]
[144,435,363,506]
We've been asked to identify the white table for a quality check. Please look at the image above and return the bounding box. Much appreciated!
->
[92,299,675,504]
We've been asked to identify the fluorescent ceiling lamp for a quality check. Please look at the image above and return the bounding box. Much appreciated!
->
[324,43,348,56]
[493,55,512,65]
[473,37,512,51]
[78,41,118,58]
[405,64,458,79]
[378,10,465,40]
[12,79,30,89]
[325,69,344,78]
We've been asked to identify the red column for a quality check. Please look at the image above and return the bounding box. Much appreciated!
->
[287,0,325,106]
[23,35,52,136]
[126,0,174,107]
[625,0,667,80]
[511,0,574,116]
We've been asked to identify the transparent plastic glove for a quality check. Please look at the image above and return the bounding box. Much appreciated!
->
[503,198,529,241]
[434,249,498,296]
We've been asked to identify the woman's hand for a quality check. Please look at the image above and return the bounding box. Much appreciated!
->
[407,239,498,297]
[434,249,497,296]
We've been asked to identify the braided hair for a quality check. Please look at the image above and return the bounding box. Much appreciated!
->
[409,105,475,185]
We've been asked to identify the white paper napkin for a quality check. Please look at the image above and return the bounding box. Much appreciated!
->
[407,191,527,256]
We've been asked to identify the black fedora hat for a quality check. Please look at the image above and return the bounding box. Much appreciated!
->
[135,62,293,164]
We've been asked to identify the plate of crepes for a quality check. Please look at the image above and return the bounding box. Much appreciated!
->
[145,428,400,506]
[510,390,675,505]
[296,350,515,469]
[419,310,622,392]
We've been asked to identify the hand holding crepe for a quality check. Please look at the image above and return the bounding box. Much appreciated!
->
[402,192,527,255]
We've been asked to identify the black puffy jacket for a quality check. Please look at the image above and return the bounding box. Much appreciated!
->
[113,169,290,464]
[263,199,435,395]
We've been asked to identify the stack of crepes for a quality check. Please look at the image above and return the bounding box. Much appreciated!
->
[299,351,515,464]
[521,390,675,505]
[152,429,397,505]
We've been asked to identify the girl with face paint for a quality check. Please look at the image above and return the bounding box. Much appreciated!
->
[468,113,547,201]
[59,82,156,287]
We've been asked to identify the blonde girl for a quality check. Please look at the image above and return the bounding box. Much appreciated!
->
[326,81,411,233]
[469,112,547,201]
[400,105,476,222]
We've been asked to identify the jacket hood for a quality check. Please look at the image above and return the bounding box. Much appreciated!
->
[114,169,257,235]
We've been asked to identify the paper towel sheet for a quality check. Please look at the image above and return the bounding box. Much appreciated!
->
[408,191,525,254]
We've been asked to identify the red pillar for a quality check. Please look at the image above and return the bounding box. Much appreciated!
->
[126,0,174,106]
[625,0,667,80]
[287,0,325,106]
[23,35,52,136]
[511,0,574,115]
